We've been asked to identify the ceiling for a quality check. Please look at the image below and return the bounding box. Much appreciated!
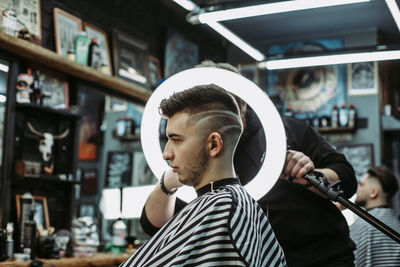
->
[177,0,400,59]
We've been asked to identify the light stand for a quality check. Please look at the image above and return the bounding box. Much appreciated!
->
[303,171,400,244]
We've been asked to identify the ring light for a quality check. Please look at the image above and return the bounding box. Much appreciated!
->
[141,67,286,201]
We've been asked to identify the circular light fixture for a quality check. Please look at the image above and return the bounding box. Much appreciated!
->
[141,67,286,201]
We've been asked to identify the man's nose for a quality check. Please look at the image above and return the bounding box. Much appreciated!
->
[163,143,173,161]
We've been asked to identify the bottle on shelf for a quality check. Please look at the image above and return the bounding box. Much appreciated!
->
[6,223,13,260]
[19,192,33,252]
[22,208,36,259]
[112,218,127,253]
[330,105,339,128]
[339,104,348,127]
[75,31,90,66]
[30,70,42,105]
[348,104,357,128]
[312,115,320,128]
[88,38,102,70]
[284,106,294,117]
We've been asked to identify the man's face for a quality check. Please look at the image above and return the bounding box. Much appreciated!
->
[355,174,372,207]
[163,112,210,187]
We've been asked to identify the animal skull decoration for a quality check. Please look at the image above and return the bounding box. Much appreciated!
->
[27,122,70,162]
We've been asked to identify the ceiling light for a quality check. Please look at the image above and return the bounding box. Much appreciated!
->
[206,21,265,61]
[259,49,400,70]
[386,0,400,31]
[194,0,370,23]
[173,0,198,11]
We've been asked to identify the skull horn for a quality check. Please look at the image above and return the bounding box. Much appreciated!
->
[27,122,44,137]
[54,128,70,139]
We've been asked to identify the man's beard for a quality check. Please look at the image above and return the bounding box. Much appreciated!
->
[355,198,366,207]
[180,145,210,187]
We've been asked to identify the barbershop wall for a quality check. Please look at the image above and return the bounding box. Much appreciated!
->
[228,28,382,166]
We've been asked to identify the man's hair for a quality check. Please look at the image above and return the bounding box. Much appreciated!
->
[367,166,399,202]
[159,84,243,144]
[196,60,240,74]
[195,60,245,108]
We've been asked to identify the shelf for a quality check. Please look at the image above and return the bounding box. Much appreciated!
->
[316,126,355,134]
[14,174,80,184]
[381,115,400,131]
[113,133,140,142]
[16,103,81,119]
[0,33,152,102]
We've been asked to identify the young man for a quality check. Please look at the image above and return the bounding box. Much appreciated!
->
[121,84,286,267]
[350,166,400,267]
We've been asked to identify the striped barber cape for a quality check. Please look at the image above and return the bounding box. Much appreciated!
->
[350,207,400,267]
[121,179,286,267]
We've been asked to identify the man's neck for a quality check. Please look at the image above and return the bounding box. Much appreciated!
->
[194,168,236,190]
[365,200,389,211]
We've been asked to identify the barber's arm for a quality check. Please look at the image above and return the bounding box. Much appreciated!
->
[280,150,342,197]
[282,118,357,198]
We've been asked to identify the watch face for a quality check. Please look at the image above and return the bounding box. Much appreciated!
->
[116,120,126,136]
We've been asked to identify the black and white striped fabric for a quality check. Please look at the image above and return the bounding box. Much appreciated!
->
[121,182,286,267]
[350,207,400,267]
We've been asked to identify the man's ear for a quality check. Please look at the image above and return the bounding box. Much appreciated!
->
[370,187,380,199]
[208,132,223,157]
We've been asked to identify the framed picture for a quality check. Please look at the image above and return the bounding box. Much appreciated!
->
[347,61,378,96]
[39,70,69,109]
[0,0,41,43]
[147,55,162,90]
[105,95,128,112]
[336,143,374,181]
[132,150,157,186]
[16,194,50,230]
[53,8,83,57]
[112,29,149,87]
[238,63,260,85]
[78,89,104,161]
[83,22,112,75]
[105,151,133,187]
[164,30,199,78]
[81,168,98,195]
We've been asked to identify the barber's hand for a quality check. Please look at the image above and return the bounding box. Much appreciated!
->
[280,150,314,185]
[163,168,184,191]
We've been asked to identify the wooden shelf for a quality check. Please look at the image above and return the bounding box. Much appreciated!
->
[14,175,80,184]
[113,133,140,142]
[381,115,400,131]
[0,33,152,103]
[16,103,81,119]
[316,126,355,134]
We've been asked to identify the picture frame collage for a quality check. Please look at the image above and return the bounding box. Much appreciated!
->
[52,7,163,90]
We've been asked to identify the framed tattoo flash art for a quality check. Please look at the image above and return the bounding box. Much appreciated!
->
[147,55,162,90]
[84,22,112,75]
[53,8,83,57]
[336,143,374,181]
[347,61,378,96]
[0,0,41,42]
[112,29,149,87]
[16,194,50,229]
[39,71,69,109]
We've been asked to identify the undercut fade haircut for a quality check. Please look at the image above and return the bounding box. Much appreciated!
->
[159,84,243,144]
[367,166,399,202]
